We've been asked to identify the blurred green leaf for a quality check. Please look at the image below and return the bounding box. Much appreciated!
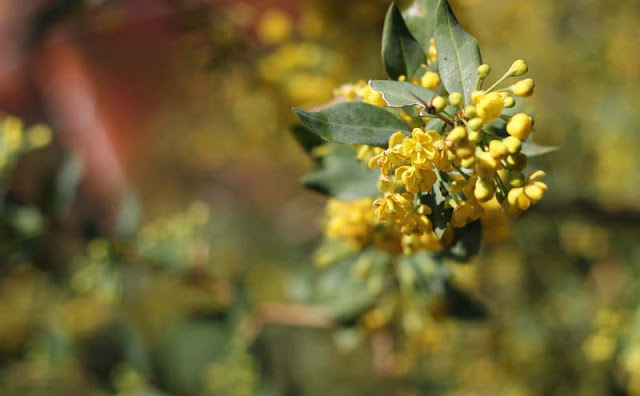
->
[435,0,482,103]
[290,125,326,158]
[369,80,435,111]
[302,145,380,200]
[381,4,426,80]
[55,154,83,215]
[116,192,141,238]
[401,0,440,53]
[520,139,559,157]
[293,102,409,147]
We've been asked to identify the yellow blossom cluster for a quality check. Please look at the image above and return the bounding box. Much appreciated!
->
[320,58,549,258]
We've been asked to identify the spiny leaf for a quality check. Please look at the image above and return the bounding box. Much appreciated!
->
[382,4,426,80]
[293,102,410,147]
[434,0,482,103]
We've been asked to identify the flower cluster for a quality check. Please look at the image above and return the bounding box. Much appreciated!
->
[369,59,546,229]
[320,59,549,257]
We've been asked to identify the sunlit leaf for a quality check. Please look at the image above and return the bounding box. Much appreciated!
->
[293,102,410,147]
[382,4,426,80]
[434,0,482,103]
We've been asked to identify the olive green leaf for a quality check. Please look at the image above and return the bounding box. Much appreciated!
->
[382,3,426,80]
[401,0,440,53]
[293,102,410,147]
[434,0,482,103]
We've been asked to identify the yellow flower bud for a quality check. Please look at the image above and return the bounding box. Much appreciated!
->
[464,106,477,118]
[461,156,476,168]
[509,170,525,187]
[489,140,508,159]
[455,144,475,160]
[477,64,491,77]
[476,92,504,123]
[506,113,533,140]
[471,90,485,103]
[474,178,495,202]
[421,71,440,90]
[509,59,528,76]
[511,78,535,97]
[449,92,463,107]
[503,96,516,108]
[468,130,482,144]
[447,126,467,143]
[398,75,407,82]
[432,96,446,112]
[468,118,483,131]
[476,151,499,178]
[503,136,522,154]
[506,153,528,171]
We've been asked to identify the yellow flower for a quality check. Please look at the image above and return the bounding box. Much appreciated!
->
[420,72,440,90]
[401,128,438,167]
[399,212,432,235]
[511,78,535,97]
[373,193,414,223]
[475,92,505,123]
[395,165,437,194]
[451,201,483,228]
[506,113,533,140]
[507,170,547,211]
[325,198,376,248]
[401,231,442,255]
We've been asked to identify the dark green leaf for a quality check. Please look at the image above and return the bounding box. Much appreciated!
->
[421,179,452,238]
[303,145,380,200]
[293,102,410,147]
[434,0,482,103]
[425,117,446,132]
[443,220,481,262]
[401,0,440,52]
[382,4,426,80]
[369,80,435,111]
[290,124,326,157]
[520,139,559,157]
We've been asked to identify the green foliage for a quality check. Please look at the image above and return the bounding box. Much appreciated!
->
[434,0,482,103]
[401,0,440,52]
[302,145,380,200]
[293,102,410,147]
[381,4,426,80]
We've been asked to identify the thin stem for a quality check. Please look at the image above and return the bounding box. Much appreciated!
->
[485,71,514,93]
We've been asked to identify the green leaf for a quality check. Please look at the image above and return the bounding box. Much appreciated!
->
[290,124,326,157]
[434,0,482,103]
[293,102,410,147]
[520,139,559,157]
[382,4,426,80]
[302,145,380,200]
[421,179,452,238]
[425,117,446,132]
[369,80,435,111]
[443,220,481,262]
[401,0,440,52]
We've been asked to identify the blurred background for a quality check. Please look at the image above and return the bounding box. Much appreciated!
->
[0,0,639,395]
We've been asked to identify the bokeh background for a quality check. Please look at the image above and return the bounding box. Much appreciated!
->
[1,0,639,395]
